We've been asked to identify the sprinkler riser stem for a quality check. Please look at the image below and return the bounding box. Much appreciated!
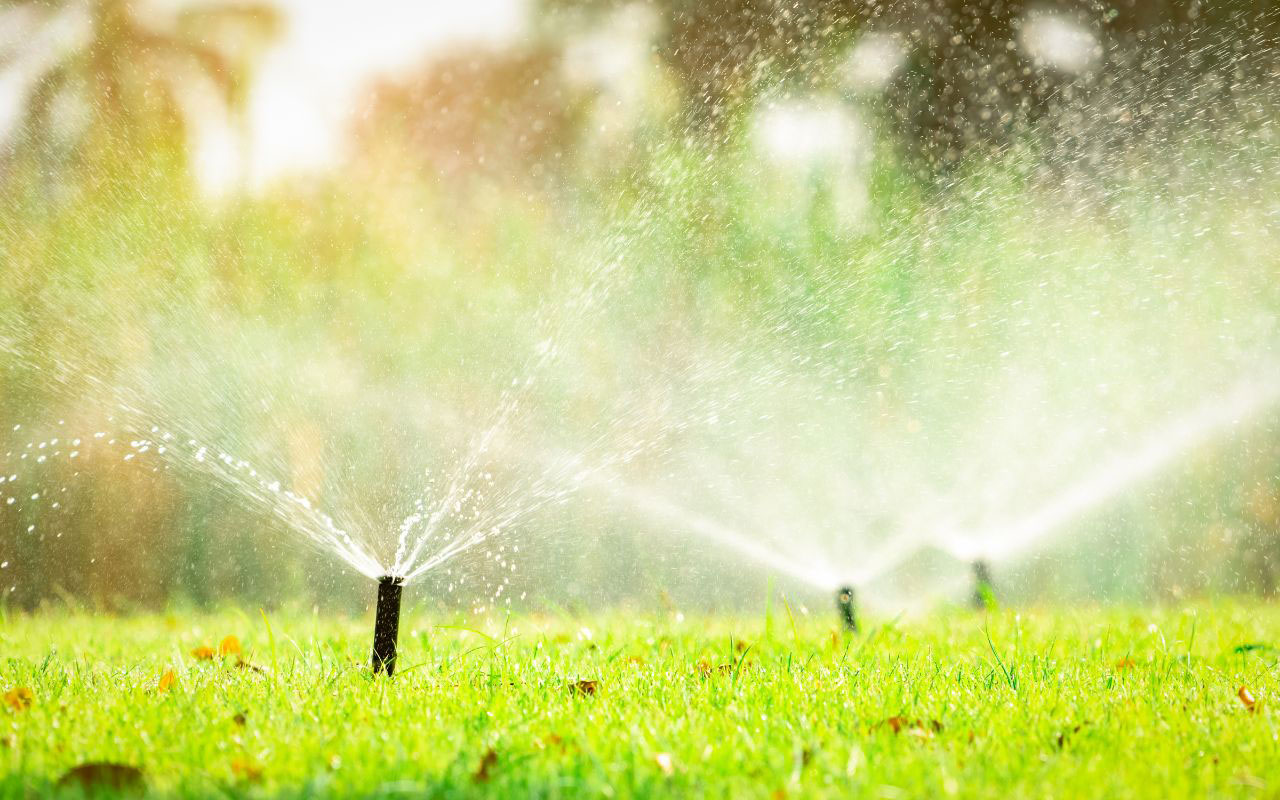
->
[972,560,995,611]
[372,577,403,675]
[836,585,858,633]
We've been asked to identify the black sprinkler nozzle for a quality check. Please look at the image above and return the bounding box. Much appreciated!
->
[836,585,858,633]
[971,560,995,611]
[372,575,404,675]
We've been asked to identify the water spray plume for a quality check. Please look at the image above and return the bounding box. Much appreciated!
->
[372,576,404,676]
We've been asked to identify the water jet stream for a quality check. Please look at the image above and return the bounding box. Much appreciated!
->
[949,367,1280,564]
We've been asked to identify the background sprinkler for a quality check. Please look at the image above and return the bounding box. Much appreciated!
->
[372,576,404,675]
[836,585,858,633]
[971,560,995,610]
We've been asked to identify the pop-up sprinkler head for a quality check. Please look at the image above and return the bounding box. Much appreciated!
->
[836,585,858,633]
[971,560,995,610]
[372,575,404,676]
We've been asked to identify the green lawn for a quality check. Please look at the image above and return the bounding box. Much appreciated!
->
[3,603,1280,798]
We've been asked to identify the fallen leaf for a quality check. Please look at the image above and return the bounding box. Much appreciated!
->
[230,759,263,782]
[234,658,266,674]
[571,680,598,696]
[57,762,145,794]
[1238,686,1257,713]
[875,717,939,738]
[695,659,737,676]
[1115,658,1136,670]
[534,733,566,751]
[1056,724,1084,749]
[232,712,247,726]
[735,640,751,652]
[157,670,177,693]
[654,752,674,776]
[3,687,33,712]
[191,646,216,660]
[473,748,498,783]
[219,635,242,657]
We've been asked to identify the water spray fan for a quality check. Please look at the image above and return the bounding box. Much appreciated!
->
[372,575,404,675]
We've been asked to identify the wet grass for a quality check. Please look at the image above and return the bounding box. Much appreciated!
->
[3,602,1280,798]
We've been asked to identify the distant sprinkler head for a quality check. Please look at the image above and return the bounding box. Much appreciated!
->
[372,575,405,676]
[836,585,858,633]
[971,560,995,611]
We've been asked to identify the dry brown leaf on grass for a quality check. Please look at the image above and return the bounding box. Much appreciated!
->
[157,670,177,693]
[696,658,735,676]
[571,680,598,696]
[876,717,943,738]
[57,762,145,794]
[220,635,242,657]
[1056,723,1085,749]
[473,749,498,783]
[1238,686,1258,713]
[534,733,566,752]
[191,646,217,660]
[231,759,263,782]
[3,687,33,711]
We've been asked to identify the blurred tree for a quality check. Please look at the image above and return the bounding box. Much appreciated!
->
[879,0,1278,169]
[354,44,592,187]
[0,0,281,197]
[542,0,1278,166]
[543,0,870,132]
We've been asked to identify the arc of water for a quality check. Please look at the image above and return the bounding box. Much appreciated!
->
[573,477,839,590]
[948,366,1280,564]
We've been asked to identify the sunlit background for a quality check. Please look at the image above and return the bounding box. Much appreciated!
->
[0,0,1277,615]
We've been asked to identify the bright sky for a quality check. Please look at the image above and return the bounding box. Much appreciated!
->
[196,0,529,191]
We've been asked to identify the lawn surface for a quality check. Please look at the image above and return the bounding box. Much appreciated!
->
[3,602,1280,798]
